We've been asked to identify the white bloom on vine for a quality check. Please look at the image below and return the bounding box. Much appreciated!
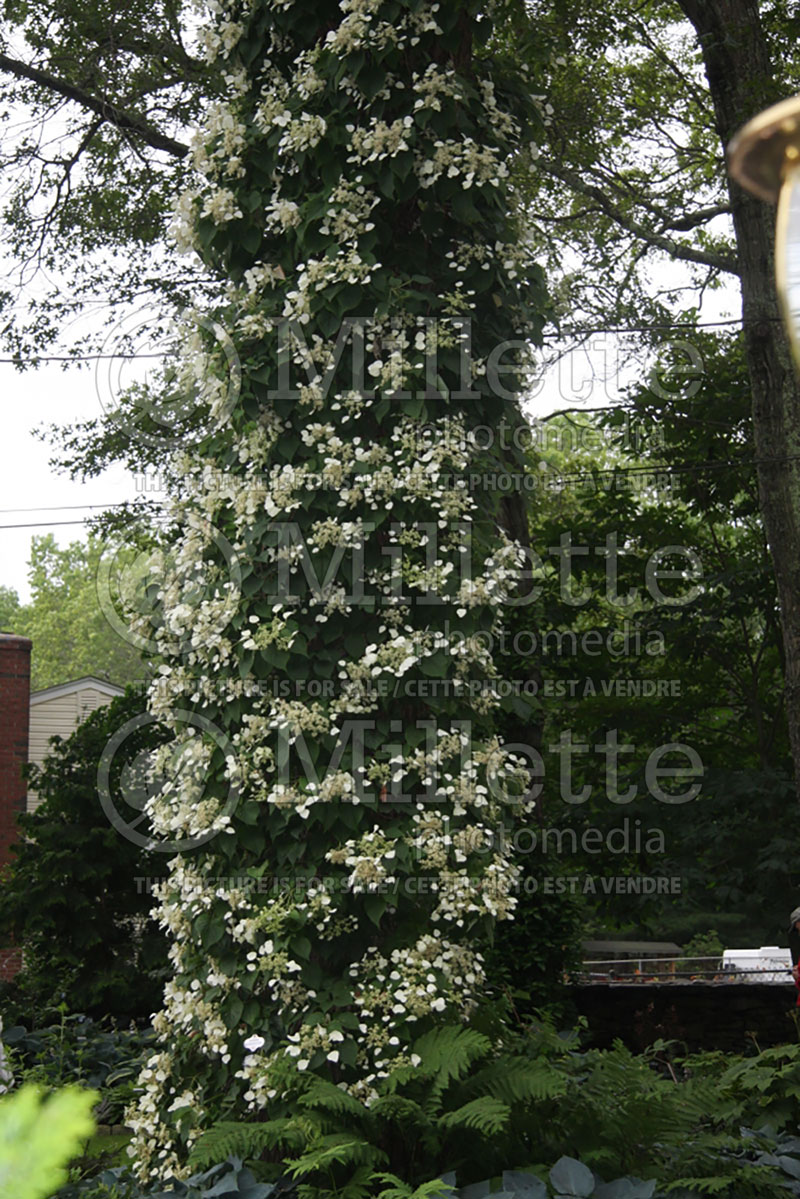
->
[265,196,301,230]
[200,188,243,224]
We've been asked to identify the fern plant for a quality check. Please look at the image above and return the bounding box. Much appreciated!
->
[160,1030,800,1199]
[189,1018,572,1194]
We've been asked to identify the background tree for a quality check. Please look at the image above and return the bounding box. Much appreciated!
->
[0,585,21,630]
[512,334,796,946]
[0,688,169,1021]
[0,0,214,359]
[523,0,800,798]
[10,534,147,690]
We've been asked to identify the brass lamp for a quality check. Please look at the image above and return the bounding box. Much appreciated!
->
[729,94,800,367]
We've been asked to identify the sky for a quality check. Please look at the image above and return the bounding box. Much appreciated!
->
[0,360,135,603]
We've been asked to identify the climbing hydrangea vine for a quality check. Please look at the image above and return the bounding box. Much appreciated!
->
[127,0,548,1186]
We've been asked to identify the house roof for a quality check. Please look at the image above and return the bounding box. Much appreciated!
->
[582,940,683,956]
[29,676,126,705]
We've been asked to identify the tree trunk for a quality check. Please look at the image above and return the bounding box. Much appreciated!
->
[678,0,800,798]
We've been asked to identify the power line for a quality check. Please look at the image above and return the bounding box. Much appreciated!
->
[542,317,751,337]
[0,519,99,529]
[0,457,774,529]
[0,353,166,363]
[0,315,772,367]
[6,443,800,533]
[0,502,129,514]
[542,457,759,487]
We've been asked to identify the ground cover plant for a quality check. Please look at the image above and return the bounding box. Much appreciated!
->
[1,1014,154,1128]
[18,1022,800,1199]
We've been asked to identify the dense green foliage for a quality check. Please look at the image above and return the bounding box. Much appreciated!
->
[497,333,798,945]
[0,689,169,1020]
[116,0,557,1188]
[2,1015,155,1127]
[0,1083,97,1199]
[4,535,146,691]
[58,1157,285,1199]
[183,1031,800,1199]
[45,1023,800,1199]
[4,1000,800,1199]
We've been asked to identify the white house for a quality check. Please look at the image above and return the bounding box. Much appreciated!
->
[27,677,124,811]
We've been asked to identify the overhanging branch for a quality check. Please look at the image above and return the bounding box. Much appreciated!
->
[0,51,189,159]
[541,158,740,275]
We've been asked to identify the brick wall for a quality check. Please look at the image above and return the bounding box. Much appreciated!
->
[0,949,22,982]
[0,633,32,981]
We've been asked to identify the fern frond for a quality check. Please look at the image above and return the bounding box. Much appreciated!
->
[187,1118,302,1170]
[438,1096,511,1135]
[285,1132,387,1178]
[408,1027,492,1089]
[373,1172,457,1199]
[297,1078,370,1120]
[473,1058,568,1104]
[368,1093,430,1127]
[297,1163,376,1199]
[667,1168,782,1196]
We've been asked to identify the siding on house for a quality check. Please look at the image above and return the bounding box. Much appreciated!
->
[27,678,124,811]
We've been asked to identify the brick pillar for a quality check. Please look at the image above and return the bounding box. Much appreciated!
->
[0,633,32,980]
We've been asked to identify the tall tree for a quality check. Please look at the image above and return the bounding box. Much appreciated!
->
[517,340,793,945]
[675,0,800,798]
[123,0,554,1190]
[0,0,211,358]
[523,0,800,798]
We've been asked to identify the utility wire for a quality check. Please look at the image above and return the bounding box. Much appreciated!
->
[0,454,783,530]
[0,502,128,514]
[0,519,102,529]
[0,315,775,366]
[0,353,166,363]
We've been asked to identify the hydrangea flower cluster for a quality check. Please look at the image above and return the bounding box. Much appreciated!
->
[127,0,547,1181]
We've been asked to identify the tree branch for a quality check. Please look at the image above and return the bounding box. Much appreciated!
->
[0,51,189,159]
[540,158,740,275]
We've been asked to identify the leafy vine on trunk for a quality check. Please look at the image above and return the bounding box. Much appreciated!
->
[125,0,549,1191]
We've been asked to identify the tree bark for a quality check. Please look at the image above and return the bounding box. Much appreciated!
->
[677,0,800,798]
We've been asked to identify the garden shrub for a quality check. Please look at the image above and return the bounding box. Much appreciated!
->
[55,1156,287,1199]
[3,1014,154,1127]
[0,689,170,1022]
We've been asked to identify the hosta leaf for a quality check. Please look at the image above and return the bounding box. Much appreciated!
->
[501,1172,548,1199]
[549,1157,595,1198]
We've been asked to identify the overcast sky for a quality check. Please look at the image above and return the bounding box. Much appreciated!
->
[1,361,135,602]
